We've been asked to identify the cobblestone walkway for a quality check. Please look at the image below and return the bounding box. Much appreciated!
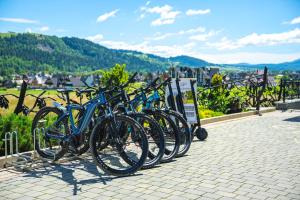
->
[0,110,299,200]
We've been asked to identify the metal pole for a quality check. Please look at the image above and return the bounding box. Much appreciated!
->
[190,80,201,126]
[175,78,187,120]
[13,131,18,154]
[4,132,9,160]
[10,132,13,155]
[283,80,286,103]
[256,67,268,113]
[278,79,283,101]
[297,80,300,99]
[167,81,177,111]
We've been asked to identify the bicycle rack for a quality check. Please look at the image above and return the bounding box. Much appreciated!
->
[2,120,89,171]
[2,120,57,170]
[33,125,57,162]
[2,131,31,169]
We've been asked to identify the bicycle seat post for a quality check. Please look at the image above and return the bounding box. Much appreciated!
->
[65,92,71,105]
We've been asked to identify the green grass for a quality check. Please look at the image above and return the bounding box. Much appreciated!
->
[199,108,224,119]
[0,88,83,115]
[0,88,57,95]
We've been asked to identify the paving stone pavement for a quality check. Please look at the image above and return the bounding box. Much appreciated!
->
[0,110,300,200]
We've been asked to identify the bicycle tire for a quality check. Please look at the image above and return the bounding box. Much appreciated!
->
[163,110,192,157]
[128,112,165,169]
[90,114,149,176]
[31,107,69,160]
[143,109,180,163]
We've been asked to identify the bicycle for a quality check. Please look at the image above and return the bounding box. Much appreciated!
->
[109,73,166,169]
[154,77,192,156]
[32,84,149,176]
[128,78,180,162]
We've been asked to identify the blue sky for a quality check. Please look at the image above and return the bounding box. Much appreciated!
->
[0,0,300,64]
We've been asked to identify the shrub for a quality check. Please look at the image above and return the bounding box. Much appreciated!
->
[198,106,224,119]
[0,113,33,156]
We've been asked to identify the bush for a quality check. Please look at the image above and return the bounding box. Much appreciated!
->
[199,106,224,119]
[198,74,250,114]
[0,113,33,156]
[96,63,129,88]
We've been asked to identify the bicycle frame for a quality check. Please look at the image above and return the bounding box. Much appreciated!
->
[47,91,113,140]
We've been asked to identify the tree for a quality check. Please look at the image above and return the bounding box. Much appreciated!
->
[98,64,129,88]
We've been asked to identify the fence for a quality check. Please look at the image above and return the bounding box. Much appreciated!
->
[279,79,300,103]
[196,67,275,114]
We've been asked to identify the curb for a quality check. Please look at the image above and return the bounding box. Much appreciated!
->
[201,107,276,125]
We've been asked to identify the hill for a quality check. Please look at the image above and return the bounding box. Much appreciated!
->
[0,32,170,76]
[169,55,211,67]
[226,59,300,71]
[0,32,299,76]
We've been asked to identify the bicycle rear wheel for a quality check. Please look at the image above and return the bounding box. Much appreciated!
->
[90,114,149,176]
[31,107,69,160]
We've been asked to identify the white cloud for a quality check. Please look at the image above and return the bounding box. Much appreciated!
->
[186,9,210,16]
[89,37,300,64]
[141,5,180,26]
[207,28,300,50]
[197,52,300,64]
[96,9,119,23]
[290,16,300,25]
[139,13,145,20]
[152,18,175,26]
[181,26,206,34]
[206,37,239,50]
[0,17,38,24]
[189,30,218,41]
[146,26,206,41]
[86,34,104,42]
[146,1,151,6]
[149,32,174,41]
[39,26,49,32]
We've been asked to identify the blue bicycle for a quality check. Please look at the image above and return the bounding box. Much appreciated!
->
[31,85,149,176]
[127,78,181,162]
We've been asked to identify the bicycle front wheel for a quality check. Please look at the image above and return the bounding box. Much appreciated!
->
[129,112,165,169]
[143,109,180,163]
[90,114,149,176]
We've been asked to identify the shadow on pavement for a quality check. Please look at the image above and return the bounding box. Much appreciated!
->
[283,116,300,122]
[21,156,143,195]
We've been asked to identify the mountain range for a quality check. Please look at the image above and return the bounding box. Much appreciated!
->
[0,32,299,76]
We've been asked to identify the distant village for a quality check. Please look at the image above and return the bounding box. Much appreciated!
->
[1,66,300,89]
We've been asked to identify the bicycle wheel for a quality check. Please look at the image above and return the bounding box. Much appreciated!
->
[90,114,149,176]
[31,107,69,160]
[143,109,180,163]
[129,112,165,169]
[164,110,192,157]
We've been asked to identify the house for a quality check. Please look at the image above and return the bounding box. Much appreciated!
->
[70,76,85,87]
[30,75,46,87]
[3,80,16,88]
[169,66,219,86]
